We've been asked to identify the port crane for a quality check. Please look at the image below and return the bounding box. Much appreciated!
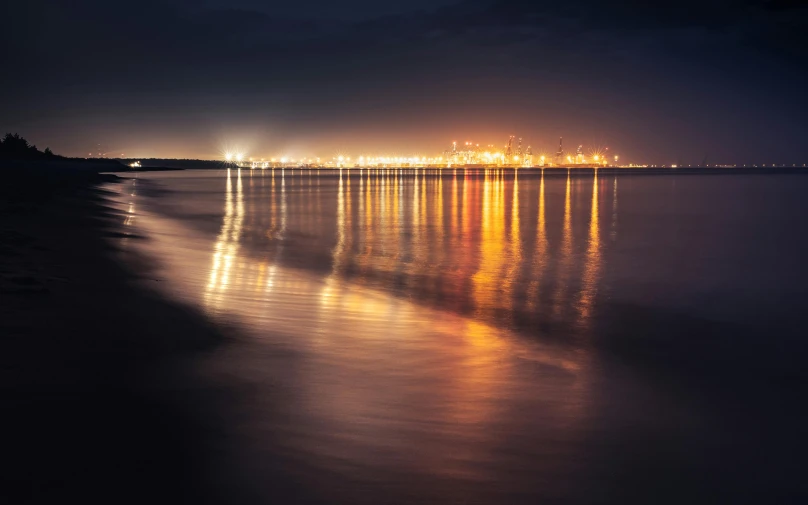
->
[505,135,514,158]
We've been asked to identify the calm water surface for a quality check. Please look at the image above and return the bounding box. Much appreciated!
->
[108,168,808,504]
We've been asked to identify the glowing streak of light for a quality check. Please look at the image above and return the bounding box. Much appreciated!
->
[552,171,573,317]
[578,170,601,323]
[527,170,548,309]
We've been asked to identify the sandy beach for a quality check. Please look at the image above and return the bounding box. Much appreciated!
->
[0,165,228,504]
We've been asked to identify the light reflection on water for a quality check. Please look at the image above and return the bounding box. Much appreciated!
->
[196,167,607,333]
[105,168,808,503]
[114,168,599,500]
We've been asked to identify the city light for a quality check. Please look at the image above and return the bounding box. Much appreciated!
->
[221,136,625,169]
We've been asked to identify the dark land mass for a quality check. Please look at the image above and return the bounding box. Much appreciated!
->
[118,158,225,170]
[0,132,187,173]
[0,159,128,172]
[0,163,227,504]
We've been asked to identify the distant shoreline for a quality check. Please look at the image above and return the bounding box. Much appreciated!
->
[121,164,808,176]
[3,158,804,177]
[114,158,808,173]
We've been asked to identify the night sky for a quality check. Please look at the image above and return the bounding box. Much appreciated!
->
[2,0,806,164]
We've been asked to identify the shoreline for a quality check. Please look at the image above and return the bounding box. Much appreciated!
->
[128,164,808,175]
[0,166,227,504]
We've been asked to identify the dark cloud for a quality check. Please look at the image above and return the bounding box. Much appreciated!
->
[1,0,806,163]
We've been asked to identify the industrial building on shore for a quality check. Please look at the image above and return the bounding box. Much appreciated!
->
[232,136,619,169]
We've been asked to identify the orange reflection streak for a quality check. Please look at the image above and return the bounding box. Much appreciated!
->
[306,170,313,233]
[448,172,459,290]
[611,176,618,242]
[552,170,573,317]
[264,169,287,293]
[357,170,365,261]
[408,170,421,286]
[122,178,137,228]
[332,170,348,275]
[527,170,548,309]
[381,170,393,267]
[353,168,370,282]
[365,170,373,261]
[437,318,509,436]
[432,175,445,280]
[281,168,287,238]
[392,170,401,264]
[502,171,522,311]
[451,172,459,235]
[316,169,322,230]
[380,171,387,257]
[269,169,277,236]
[462,171,470,250]
[379,170,389,265]
[578,170,601,323]
[421,171,427,238]
[205,168,245,310]
[254,261,266,293]
[416,172,427,280]
[472,169,508,318]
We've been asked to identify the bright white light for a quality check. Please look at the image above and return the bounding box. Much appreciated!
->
[225,152,233,161]
[236,153,244,162]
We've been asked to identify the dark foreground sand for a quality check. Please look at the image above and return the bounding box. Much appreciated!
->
[0,166,228,504]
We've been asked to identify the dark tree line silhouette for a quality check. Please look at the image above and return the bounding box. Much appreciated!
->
[0,133,62,160]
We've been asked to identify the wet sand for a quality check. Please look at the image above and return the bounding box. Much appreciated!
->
[0,167,228,504]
